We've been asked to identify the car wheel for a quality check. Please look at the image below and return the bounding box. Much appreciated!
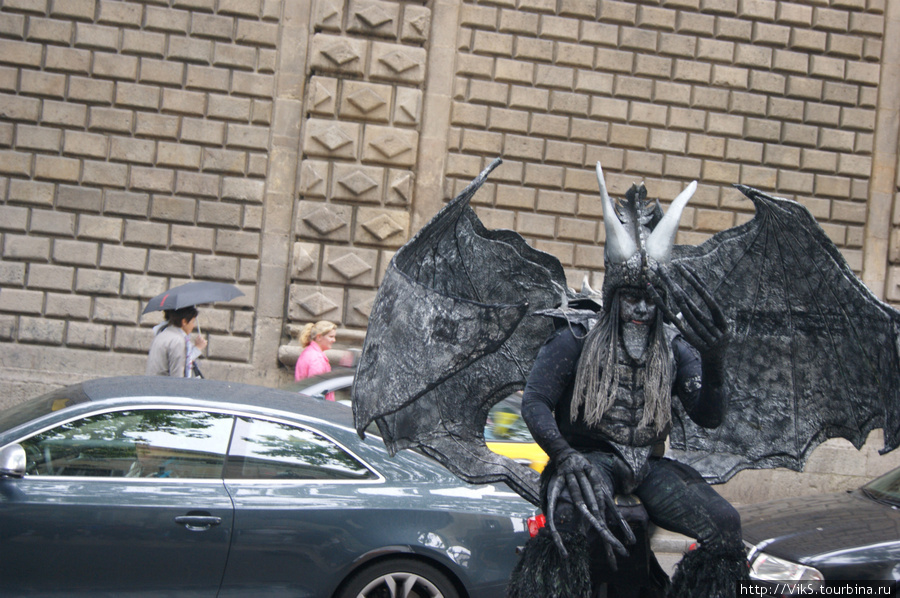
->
[337,558,460,598]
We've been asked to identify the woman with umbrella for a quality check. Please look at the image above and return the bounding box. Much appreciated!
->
[146,306,208,378]
[143,282,244,378]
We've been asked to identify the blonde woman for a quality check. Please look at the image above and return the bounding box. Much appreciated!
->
[294,321,337,398]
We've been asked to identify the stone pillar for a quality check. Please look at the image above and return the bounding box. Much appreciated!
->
[869,0,900,301]
[249,0,311,385]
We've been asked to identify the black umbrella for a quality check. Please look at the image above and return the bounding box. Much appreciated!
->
[142,281,244,315]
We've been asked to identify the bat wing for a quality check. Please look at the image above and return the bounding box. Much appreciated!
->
[668,185,900,483]
[352,159,568,504]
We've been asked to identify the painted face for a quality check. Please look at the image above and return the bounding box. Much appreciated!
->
[618,288,656,325]
[317,329,337,350]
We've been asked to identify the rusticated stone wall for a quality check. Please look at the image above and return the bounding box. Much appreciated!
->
[281,1,430,366]
[1,0,899,502]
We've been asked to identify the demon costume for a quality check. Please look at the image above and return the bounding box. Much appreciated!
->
[508,165,746,597]
[351,158,900,596]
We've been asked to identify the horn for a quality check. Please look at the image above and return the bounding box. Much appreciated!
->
[645,180,697,263]
[580,275,595,296]
[597,162,638,264]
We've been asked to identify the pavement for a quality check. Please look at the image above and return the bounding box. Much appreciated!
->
[649,527,694,576]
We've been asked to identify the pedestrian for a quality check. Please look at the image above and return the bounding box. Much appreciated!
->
[295,321,337,399]
[146,306,208,377]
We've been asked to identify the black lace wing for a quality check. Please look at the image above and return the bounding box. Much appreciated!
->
[352,159,568,505]
[667,185,900,484]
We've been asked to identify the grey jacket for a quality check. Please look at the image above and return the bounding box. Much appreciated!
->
[145,325,192,377]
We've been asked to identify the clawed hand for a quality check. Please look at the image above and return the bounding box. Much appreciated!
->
[546,450,635,568]
[646,263,731,356]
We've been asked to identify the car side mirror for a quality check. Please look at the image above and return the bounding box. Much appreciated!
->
[0,444,26,478]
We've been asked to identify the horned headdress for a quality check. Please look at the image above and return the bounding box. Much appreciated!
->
[597,162,697,304]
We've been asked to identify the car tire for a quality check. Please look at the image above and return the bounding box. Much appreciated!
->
[336,558,460,598]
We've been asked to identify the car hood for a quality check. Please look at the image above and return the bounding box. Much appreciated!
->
[739,490,900,578]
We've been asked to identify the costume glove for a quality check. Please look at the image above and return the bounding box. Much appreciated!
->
[545,449,635,568]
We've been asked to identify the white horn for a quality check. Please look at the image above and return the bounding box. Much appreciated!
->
[645,180,697,263]
[580,275,595,296]
[597,162,637,264]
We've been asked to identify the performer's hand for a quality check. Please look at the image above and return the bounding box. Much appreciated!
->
[647,263,731,358]
[546,450,634,568]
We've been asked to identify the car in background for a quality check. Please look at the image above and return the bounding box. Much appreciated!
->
[0,376,538,598]
[739,465,900,595]
[289,371,548,472]
[287,366,356,405]
[484,392,548,473]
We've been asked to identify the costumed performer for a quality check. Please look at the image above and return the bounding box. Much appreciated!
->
[510,164,747,598]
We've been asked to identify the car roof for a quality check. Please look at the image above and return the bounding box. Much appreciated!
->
[74,376,357,428]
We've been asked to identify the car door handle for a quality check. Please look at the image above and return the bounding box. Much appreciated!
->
[175,514,222,531]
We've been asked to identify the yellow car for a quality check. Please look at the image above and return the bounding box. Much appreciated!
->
[485,393,549,473]
[292,374,549,472]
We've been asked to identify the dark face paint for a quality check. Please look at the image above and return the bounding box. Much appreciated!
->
[619,288,656,325]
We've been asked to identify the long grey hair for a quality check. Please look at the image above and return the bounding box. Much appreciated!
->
[570,290,673,433]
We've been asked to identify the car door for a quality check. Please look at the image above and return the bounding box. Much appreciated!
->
[219,415,382,598]
[0,407,235,598]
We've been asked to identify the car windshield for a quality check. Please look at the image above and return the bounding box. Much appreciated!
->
[0,385,90,435]
[861,466,900,506]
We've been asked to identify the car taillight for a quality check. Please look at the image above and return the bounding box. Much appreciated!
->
[527,514,546,537]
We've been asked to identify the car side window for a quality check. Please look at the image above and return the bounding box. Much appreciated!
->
[20,409,234,479]
[225,417,376,481]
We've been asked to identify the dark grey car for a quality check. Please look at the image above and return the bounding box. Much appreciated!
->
[740,465,900,594]
[0,376,536,598]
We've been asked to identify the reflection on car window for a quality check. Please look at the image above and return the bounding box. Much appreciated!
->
[21,410,234,479]
[225,417,376,481]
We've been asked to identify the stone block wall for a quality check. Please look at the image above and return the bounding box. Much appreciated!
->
[287,0,428,344]
[445,0,886,294]
[0,0,281,398]
[1,0,900,501]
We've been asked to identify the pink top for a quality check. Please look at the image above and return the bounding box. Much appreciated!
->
[295,342,334,400]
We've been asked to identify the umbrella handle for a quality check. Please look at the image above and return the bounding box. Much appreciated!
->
[194,317,207,354]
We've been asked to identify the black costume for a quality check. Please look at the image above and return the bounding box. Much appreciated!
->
[352,158,900,598]
[506,163,749,596]
[516,315,744,597]
[523,325,719,468]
